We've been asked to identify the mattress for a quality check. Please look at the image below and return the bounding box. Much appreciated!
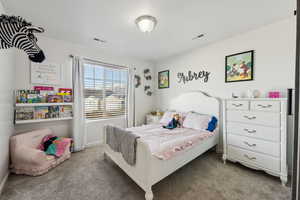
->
[127,124,216,160]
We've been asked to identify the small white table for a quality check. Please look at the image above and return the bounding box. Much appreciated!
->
[146,114,162,125]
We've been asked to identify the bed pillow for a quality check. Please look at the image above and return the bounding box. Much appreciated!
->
[159,111,175,125]
[183,112,217,132]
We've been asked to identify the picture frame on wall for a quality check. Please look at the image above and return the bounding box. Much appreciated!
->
[225,50,254,83]
[31,62,62,85]
[158,70,169,89]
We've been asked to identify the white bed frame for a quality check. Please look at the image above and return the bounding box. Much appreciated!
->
[104,91,220,200]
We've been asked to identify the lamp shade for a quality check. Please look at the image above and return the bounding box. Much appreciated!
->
[135,15,157,33]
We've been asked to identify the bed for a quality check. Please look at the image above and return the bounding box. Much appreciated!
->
[104,91,220,200]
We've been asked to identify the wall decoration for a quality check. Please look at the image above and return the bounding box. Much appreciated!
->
[177,70,210,84]
[0,15,45,63]
[143,68,153,96]
[144,85,152,96]
[144,69,152,80]
[158,70,169,89]
[225,50,254,83]
[31,63,61,85]
[134,75,141,88]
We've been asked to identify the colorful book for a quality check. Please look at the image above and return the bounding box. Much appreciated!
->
[34,106,49,119]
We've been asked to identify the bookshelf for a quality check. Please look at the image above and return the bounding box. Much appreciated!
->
[16,103,73,107]
[14,103,73,124]
[15,117,73,124]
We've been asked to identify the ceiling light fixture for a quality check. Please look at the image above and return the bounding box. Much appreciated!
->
[135,15,157,33]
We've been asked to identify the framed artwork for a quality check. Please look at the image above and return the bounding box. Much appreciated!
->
[225,50,254,83]
[158,70,169,89]
[31,62,62,85]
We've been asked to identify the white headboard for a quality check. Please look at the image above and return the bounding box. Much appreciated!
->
[169,91,220,119]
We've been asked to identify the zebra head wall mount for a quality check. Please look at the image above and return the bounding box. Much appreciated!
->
[0,15,46,63]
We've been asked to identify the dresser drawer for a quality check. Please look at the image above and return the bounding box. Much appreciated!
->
[228,145,280,172]
[226,122,280,142]
[226,101,249,111]
[227,111,280,127]
[250,101,280,112]
[227,134,280,157]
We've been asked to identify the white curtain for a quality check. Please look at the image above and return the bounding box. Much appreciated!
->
[72,56,86,151]
[127,67,135,128]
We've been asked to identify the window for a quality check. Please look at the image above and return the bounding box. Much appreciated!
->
[83,61,128,120]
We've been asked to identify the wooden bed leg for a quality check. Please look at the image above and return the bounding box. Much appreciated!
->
[103,152,108,161]
[145,187,153,200]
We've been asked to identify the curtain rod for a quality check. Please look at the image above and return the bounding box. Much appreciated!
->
[69,54,133,70]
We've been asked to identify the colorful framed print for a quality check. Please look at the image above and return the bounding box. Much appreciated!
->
[158,70,169,89]
[225,50,254,83]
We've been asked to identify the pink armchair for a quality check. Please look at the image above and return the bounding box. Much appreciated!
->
[10,128,71,176]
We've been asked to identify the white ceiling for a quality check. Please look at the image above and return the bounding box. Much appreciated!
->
[2,0,296,62]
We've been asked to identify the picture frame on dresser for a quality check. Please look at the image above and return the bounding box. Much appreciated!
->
[222,98,288,186]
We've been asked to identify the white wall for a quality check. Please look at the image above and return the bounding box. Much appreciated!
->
[154,17,296,170]
[155,17,296,105]
[0,2,16,193]
[14,36,155,145]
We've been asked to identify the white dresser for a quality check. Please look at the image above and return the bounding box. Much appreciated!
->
[222,98,287,185]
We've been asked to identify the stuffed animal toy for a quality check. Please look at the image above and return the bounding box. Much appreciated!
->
[163,114,181,130]
[0,15,45,63]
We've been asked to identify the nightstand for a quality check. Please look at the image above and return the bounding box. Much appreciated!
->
[146,114,162,125]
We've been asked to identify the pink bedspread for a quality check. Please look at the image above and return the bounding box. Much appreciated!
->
[127,124,216,160]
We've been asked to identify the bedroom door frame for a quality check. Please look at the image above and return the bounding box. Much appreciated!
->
[293,0,300,199]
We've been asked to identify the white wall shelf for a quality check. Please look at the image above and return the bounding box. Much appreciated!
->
[15,103,73,107]
[15,117,73,124]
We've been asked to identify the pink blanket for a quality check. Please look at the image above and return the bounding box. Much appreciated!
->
[127,124,216,160]
[39,135,72,157]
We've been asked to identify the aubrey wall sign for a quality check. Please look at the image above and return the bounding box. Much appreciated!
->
[177,70,211,84]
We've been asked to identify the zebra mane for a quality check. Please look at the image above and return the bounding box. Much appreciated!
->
[0,15,32,27]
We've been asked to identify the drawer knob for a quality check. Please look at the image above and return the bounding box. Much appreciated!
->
[244,128,256,133]
[244,141,257,147]
[232,103,243,107]
[244,154,256,160]
[243,115,256,120]
[257,104,272,108]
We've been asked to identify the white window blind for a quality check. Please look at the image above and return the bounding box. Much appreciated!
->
[83,61,128,119]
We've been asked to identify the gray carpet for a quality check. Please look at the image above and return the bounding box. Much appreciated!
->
[1,146,291,200]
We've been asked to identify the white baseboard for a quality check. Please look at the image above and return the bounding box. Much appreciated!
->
[0,172,9,196]
[85,141,102,148]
